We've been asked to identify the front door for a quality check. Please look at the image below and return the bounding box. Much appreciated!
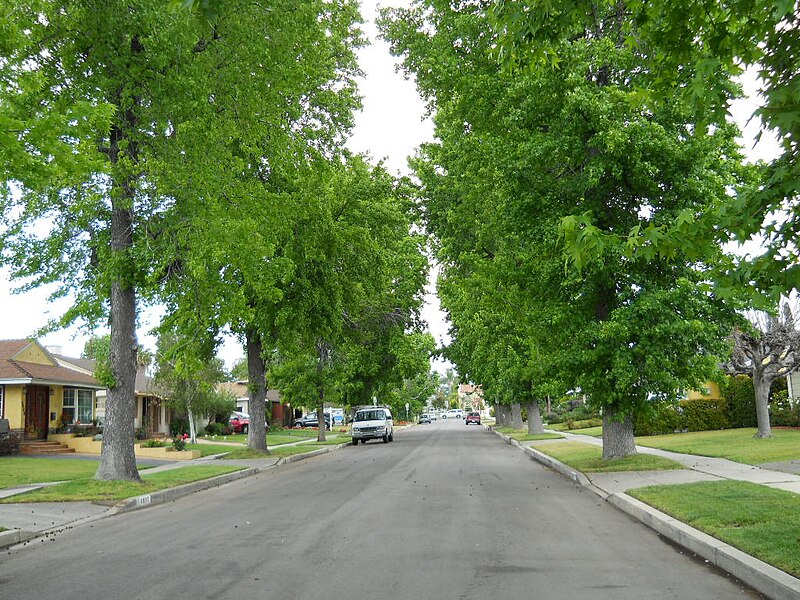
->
[25,385,49,439]
[143,396,162,435]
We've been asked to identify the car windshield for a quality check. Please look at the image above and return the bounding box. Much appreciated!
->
[355,410,384,422]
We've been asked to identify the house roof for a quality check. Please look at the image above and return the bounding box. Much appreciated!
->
[0,339,103,389]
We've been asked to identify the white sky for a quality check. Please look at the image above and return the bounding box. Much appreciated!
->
[0,8,781,375]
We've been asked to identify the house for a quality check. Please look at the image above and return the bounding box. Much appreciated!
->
[217,381,289,426]
[686,381,724,401]
[789,371,799,404]
[0,339,104,440]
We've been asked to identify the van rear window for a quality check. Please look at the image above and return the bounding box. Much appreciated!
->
[355,410,385,422]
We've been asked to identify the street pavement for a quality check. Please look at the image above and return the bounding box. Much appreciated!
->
[1,425,799,599]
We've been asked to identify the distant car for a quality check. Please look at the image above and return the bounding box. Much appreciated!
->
[443,409,462,419]
[293,412,331,429]
[229,412,250,434]
[418,413,431,424]
[465,411,481,425]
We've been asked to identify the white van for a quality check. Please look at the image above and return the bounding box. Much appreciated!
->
[350,407,394,444]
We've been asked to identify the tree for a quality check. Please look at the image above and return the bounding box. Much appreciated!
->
[726,303,800,438]
[490,0,799,300]
[382,0,746,459]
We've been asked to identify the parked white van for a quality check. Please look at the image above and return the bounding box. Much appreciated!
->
[350,407,394,444]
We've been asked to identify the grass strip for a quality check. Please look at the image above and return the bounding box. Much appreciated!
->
[530,441,684,472]
[494,426,563,442]
[0,464,243,503]
[630,481,800,578]
[0,457,100,488]
[636,428,800,465]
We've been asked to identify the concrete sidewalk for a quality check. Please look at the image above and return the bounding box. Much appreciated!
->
[544,429,800,496]
[492,427,800,600]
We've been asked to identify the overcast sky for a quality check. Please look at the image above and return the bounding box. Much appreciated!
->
[0,4,780,375]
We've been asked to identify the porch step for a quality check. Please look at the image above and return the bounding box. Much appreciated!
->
[19,441,76,455]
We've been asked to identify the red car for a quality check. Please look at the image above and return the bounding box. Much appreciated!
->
[465,411,481,425]
[229,412,250,434]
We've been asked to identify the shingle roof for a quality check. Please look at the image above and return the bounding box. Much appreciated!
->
[0,339,103,388]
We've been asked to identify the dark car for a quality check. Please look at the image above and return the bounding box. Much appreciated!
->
[465,411,481,425]
[293,412,331,429]
[229,411,250,433]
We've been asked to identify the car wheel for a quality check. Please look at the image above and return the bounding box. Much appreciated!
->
[388,432,394,442]
[382,433,389,443]
[361,438,367,444]
[351,438,358,446]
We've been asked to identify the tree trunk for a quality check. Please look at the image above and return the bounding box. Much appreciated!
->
[602,405,636,460]
[752,367,773,438]
[315,340,330,443]
[510,402,523,429]
[526,400,544,435]
[494,403,504,426]
[246,327,269,452]
[187,400,197,444]
[95,278,140,481]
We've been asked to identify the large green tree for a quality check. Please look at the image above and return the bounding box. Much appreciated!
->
[490,0,799,300]
[0,0,362,476]
[383,0,747,458]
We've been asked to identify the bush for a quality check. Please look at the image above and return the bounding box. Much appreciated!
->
[204,422,225,436]
[681,398,731,431]
[142,438,166,448]
[170,417,190,436]
[723,375,757,428]
[634,402,684,436]
[771,389,800,427]
[172,435,187,451]
[134,426,147,440]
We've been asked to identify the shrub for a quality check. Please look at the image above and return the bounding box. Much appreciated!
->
[634,402,684,436]
[680,398,731,431]
[170,417,190,436]
[723,375,757,428]
[204,422,225,436]
[134,426,147,440]
[142,439,166,448]
[771,389,800,427]
[172,435,187,451]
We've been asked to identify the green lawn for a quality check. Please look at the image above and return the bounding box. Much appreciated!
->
[530,441,684,472]
[0,464,243,503]
[568,426,603,437]
[494,426,563,442]
[636,428,800,465]
[0,457,101,488]
[630,481,800,578]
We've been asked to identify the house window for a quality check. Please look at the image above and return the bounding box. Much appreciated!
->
[62,388,94,424]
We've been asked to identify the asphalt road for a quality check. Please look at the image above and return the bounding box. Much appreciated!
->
[0,420,761,599]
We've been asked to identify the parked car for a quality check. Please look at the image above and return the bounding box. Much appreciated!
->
[229,412,250,434]
[418,413,431,424]
[465,411,481,425]
[442,408,462,419]
[351,406,394,444]
[293,412,331,429]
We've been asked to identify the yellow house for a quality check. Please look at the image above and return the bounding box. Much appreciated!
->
[686,381,724,401]
[0,339,104,440]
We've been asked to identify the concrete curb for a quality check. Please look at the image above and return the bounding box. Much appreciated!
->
[488,427,800,600]
[112,467,261,514]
